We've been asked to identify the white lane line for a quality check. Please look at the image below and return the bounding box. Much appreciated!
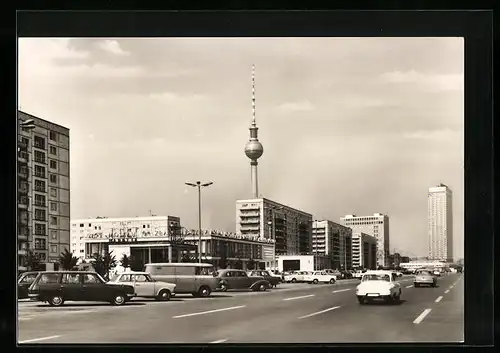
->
[413,308,432,324]
[444,289,450,294]
[449,286,454,289]
[283,294,315,301]
[210,339,228,344]
[298,306,341,319]
[405,285,413,288]
[19,318,33,321]
[172,305,246,319]
[435,296,443,303]
[19,335,61,344]
[332,289,351,294]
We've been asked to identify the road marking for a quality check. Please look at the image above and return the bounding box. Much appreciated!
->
[19,335,61,344]
[444,289,450,294]
[449,286,454,289]
[435,296,443,303]
[284,294,315,301]
[298,306,341,319]
[210,339,228,344]
[19,318,32,321]
[405,285,413,288]
[172,305,246,319]
[413,309,432,324]
[332,289,351,294]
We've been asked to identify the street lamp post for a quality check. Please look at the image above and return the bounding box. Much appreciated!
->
[185,181,213,263]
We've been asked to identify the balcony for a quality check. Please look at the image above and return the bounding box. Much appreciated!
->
[240,219,260,225]
[18,151,29,163]
[18,203,28,209]
[18,234,28,242]
[240,212,260,217]
[18,170,28,179]
[18,186,28,194]
[18,140,28,149]
[18,249,27,256]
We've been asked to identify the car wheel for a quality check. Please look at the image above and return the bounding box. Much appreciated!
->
[329,278,336,284]
[357,297,366,305]
[258,283,267,291]
[291,278,297,283]
[198,286,211,297]
[220,283,228,292]
[313,279,319,284]
[156,289,171,301]
[48,295,64,307]
[414,283,419,288]
[393,291,401,304]
[112,293,126,306]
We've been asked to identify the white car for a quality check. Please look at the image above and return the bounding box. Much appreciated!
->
[353,271,364,279]
[285,271,308,283]
[323,269,339,281]
[303,271,337,284]
[355,270,402,304]
[110,271,176,301]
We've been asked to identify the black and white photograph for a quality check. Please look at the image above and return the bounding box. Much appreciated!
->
[17,37,464,344]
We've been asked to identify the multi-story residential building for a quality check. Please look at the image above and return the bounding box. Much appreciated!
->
[311,220,353,269]
[351,232,377,269]
[18,111,70,272]
[428,183,453,262]
[387,252,402,268]
[341,213,390,267]
[235,198,313,269]
[71,216,273,270]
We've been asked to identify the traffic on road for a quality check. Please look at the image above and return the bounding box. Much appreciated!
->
[17,266,464,344]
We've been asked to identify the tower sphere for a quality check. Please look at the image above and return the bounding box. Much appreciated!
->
[245,140,264,160]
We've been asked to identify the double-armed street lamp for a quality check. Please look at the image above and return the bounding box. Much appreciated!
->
[185,181,213,263]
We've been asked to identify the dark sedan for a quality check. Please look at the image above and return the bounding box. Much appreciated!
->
[18,271,40,299]
[28,271,136,306]
[214,269,271,292]
[247,270,281,287]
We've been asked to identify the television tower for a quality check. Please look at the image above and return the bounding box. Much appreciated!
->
[244,65,264,198]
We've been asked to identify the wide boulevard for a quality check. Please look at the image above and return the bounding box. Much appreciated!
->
[18,273,463,344]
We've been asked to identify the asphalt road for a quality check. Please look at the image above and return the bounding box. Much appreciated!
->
[17,274,463,344]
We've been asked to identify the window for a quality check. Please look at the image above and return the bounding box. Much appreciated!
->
[49,145,57,155]
[51,245,58,253]
[83,273,101,284]
[34,179,46,192]
[34,136,45,149]
[38,273,60,284]
[80,223,84,227]
[19,273,38,284]
[88,223,92,227]
[35,165,46,178]
[50,216,58,226]
[49,160,57,169]
[50,174,57,183]
[34,209,46,221]
[133,275,150,282]
[50,202,58,211]
[61,273,80,284]
[51,230,57,240]
[34,238,46,250]
[119,274,132,282]
[35,194,46,206]
[50,188,57,197]
[34,150,46,163]
[49,131,58,141]
[35,223,46,235]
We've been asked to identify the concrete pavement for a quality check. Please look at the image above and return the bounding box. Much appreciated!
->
[17,274,463,344]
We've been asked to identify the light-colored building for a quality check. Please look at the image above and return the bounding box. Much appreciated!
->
[341,213,390,267]
[351,232,377,269]
[428,183,453,262]
[399,260,450,271]
[18,111,70,272]
[312,220,353,269]
[236,198,313,269]
[277,254,331,272]
[71,216,272,270]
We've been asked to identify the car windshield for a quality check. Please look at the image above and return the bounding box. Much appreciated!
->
[362,274,391,282]
[110,274,120,282]
[417,271,431,276]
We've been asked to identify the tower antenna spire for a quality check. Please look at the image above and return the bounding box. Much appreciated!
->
[252,64,256,124]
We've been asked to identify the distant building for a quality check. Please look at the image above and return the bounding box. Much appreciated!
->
[312,220,352,269]
[428,184,453,262]
[351,232,377,269]
[18,111,70,273]
[341,213,390,267]
[71,216,273,270]
[236,198,313,269]
[401,256,410,263]
[277,254,331,272]
[387,252,402,268]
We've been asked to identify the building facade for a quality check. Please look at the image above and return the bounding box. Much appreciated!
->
[71,216,272,270]
[18,111,70,272]
[351,232,377,269]
[428,184,453,262]
[341,213,390,267]
[328,222,353,270]
[277,254,332,272]
[236,198,313,268]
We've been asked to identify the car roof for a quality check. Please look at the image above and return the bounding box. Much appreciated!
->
[116,271,149,275]
[363,270,395,276]
[36,271,99,274]
[144,263,213,268]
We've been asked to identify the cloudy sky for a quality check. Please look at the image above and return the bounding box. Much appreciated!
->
[18,37,464,259]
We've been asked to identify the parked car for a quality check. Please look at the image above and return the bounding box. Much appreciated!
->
[28,271,136,306]
[432,269,442,277]
[144,263,219,297]
[18,271,40,299]
[303,271,337,284]
[339,270,353,279]
[413,269,437,287]
[324,269,341,280]
[109,271,176,301]
[283,271,299,283]
[215,269,271,292]
[248,270,280,287]
[356,270,402,305]
[353,271,364,279]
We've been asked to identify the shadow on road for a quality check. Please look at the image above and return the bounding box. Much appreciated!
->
[364,299,407,306]
[35,302,146,308]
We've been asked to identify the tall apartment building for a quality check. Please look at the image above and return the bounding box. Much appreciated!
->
[17,111,70,272]
[312,220,353,269]
[428,183,453,262]
[341,213,389,267]
[351,232,377,269]
[236,198,313,268]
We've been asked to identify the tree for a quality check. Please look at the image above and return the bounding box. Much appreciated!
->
[120,254,130,269]
[58,248,79,270]
[92,251,117,280]
[25,249,41,271]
